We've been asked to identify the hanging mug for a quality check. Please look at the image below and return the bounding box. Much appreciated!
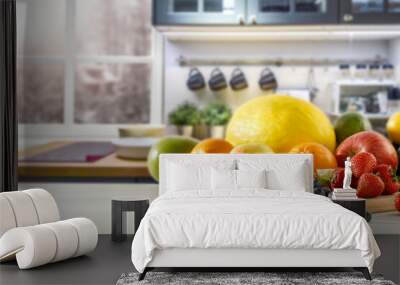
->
[259,67,278,92]
[229,67,248,91]
[208,68,227,91]
[186,68,205,91]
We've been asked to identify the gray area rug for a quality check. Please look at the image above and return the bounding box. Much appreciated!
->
[116,272,396,285]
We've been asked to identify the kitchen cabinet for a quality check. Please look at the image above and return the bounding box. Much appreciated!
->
[153,0,400,25]
[247,0,338,25]
[153,0,246,25]
[340,0,400,24]
[153,0,337,25]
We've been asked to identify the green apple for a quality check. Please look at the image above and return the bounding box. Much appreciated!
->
[147,136,199,181]
[334,112,372,144]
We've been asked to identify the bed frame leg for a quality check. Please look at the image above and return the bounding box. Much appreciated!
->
[354,267,371,280]
[138,268,148,281]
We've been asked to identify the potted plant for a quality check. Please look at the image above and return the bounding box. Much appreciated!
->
[202,103,232,138]
[168,102,201,137]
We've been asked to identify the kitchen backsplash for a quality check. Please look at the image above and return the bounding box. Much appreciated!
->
[163,39,400,121]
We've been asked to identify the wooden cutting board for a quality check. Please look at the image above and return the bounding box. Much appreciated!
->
[366,194,396,213]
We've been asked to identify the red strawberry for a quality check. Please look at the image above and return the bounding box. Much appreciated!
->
[351,152,377,178]
[385,181,400,195]
[357,173,385,198]
[330,168,344,190]
[351,175,359,189]
[375,164,392,180]
[375,164,399,195]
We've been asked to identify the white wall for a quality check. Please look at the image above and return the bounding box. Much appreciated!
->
[389,38,400,80]
[163,39,390,118]
[18,182,159,234]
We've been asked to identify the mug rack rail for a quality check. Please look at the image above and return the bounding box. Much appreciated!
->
[177,55,387,67]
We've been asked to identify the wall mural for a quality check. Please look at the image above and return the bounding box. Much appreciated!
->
[74,63,151,124]
[17,0,152,124]
[17,61,65,124]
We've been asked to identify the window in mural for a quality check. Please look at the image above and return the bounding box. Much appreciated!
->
[74,0,152,124]
[16,0,65,123]
[16,0,153,125]
[75,0,151,56]
[74,63,151,124]
[17,61,65,123]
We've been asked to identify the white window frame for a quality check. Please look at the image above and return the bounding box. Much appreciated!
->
[18,0,163,144]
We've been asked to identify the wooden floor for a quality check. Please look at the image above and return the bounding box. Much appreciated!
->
[1,234,398,284]
[0,235,134,285]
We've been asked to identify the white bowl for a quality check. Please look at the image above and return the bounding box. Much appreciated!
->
[118,125,165,138]
[112,138,159,159]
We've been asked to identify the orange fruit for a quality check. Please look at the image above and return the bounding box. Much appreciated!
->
[191,138,233,154]
[386,112,400,144]
[290,142,337,171]
[231,143,274,154]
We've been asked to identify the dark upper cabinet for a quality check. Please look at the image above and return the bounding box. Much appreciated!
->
[247,0,338,25]
[153,0,400,25]
[340,0,400,23]
[153,0,247,25]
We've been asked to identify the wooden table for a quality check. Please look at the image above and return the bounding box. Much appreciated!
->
[18,141,150,180]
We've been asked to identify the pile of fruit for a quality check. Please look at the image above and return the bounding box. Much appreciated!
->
[331,139,399,198]
[147,95,400,211]
[331,116,399,207]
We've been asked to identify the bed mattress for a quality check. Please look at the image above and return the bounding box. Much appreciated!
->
[131,190,380,273]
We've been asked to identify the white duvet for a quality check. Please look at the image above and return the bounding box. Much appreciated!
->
[131,190,380,273]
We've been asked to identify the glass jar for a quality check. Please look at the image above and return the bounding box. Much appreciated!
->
[382,64,395,80]
[339,64,351,80]
[368,64,380,80]
[388,87,400,114]
[354,64,367,79]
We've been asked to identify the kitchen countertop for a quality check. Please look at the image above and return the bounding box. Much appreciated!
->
[18,141,151,180]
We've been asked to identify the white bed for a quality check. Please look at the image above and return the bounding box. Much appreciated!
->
[131,154,380,281]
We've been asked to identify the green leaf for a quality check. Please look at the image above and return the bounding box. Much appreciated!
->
[202,103,232,126]
[168,102,201,126]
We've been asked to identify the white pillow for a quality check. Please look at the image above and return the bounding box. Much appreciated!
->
[211,168,236,190]
[167,160,236,192]
[211,169,268,191]
[267,162,306,191]
[167,163,209,191]
[236,169,267,189]
[238,159,307,192]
